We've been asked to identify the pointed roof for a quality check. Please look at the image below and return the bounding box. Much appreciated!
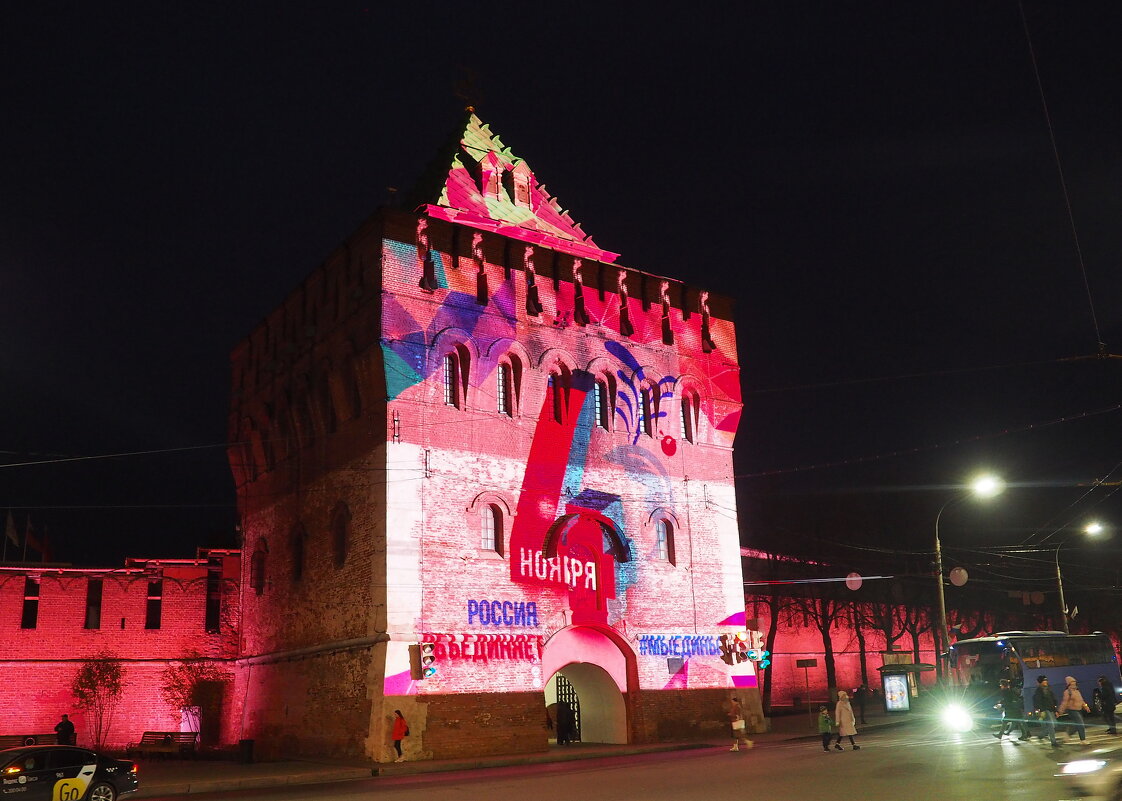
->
[414,112,619,263]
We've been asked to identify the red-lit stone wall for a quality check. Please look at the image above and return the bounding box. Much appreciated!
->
[0,551,240,749]
[751,613,937,706]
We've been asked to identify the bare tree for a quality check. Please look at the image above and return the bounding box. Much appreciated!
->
[794,589,846,699]
[72,651,125,751]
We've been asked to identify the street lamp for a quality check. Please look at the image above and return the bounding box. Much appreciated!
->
[934,474,1004,676]
[1055,520,1106,634]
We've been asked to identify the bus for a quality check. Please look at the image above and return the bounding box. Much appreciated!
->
[948,631,1122,722]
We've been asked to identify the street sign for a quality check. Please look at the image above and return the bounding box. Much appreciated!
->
[796,658,817,668]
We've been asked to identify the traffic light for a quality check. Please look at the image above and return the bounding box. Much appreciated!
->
[748,629,765,652]
[718,634,735,665]
[409,642,438,680]
[419,642,437,678]
[732,631,750,662]
[719,633,751,665]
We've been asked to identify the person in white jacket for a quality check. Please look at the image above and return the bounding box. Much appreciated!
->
[833,690,860,751]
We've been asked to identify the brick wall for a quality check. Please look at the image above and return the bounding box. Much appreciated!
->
[0,552,240,748]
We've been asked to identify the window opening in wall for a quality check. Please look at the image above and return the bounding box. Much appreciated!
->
[250,545,267,596]
[332,502,350,569]
[550,369,570,424]
[84,578,103,630]
[443,353,457,406]
[481,504,503,555]
[21,576,39,629]
[205,564,221,633]
[292,526,306,583]
[443,349,468,408]
[641,386,654,437]
[145,580,163,630]
[594,380,610,429]
[681,391,698,444]
[656,519,676,565]
[497,362,513,416]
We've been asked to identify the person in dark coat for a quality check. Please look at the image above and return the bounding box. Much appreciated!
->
[1032,675,1060,748]
[853,684,869,724]
[993,679,1027,739]
[54,714,75,746]
[555,701,576,745]
[1099,676,1119,735]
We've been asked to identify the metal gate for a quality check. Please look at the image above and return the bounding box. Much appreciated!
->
[556,674,581,742]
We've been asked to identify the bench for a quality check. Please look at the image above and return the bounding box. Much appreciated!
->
[126,731,198,758]
[0,734,58,749]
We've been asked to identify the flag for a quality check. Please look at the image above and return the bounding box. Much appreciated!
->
[24,520,47,563]
[2,510,17,561]
[38,526,52,563]
[3,511,16,547]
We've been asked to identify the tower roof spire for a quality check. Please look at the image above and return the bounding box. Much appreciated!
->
[412,112,618,263]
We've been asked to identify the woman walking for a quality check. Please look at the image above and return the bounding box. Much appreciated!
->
[1060,676,1089,744]
[728,696,752,751]
[391,709,409,761]
[833,690,860,750]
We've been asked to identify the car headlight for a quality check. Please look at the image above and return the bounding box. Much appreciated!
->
[1061,760,1108,776]
[941,703,974,733]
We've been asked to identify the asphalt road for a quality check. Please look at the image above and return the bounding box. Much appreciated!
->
[143,724,1087,801]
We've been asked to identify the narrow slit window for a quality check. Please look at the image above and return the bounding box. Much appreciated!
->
[21,577,39,629]
[84,578,103,630]
[145,580,163,630]
[497,363,513,416]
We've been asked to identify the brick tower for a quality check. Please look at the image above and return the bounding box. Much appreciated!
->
[227,111,757,761]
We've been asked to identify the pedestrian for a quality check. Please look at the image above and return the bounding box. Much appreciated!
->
[1032,675,1060,748]
[727,696,752,751]
[556,701,576,745]
[391,709,409,762]
[54,714,75,746]
[817,706,835,752]
[993,679,1028,740]
[1099,676,1118,735]
[1060,676,1090,744]
[833,690,860,750]
[853,684,869,724]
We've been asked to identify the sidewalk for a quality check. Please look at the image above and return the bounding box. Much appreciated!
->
[133,709,913,797]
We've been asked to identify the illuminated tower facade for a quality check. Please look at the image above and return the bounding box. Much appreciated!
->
[228,112,757,761]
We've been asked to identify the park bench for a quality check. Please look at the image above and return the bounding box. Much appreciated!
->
[126,731,198,758]
[0,733,58,749]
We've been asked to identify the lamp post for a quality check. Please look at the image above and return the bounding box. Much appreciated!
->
[1055,521,1105,634]
[934,474,1003,677]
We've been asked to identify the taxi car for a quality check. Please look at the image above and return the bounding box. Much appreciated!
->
[0,744,138,801]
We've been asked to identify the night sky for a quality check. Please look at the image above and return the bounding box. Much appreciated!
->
[3,3,1120,602]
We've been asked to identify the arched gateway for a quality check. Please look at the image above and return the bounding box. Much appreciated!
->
[542,625,636,744]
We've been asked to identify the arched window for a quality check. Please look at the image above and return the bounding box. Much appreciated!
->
[442,345,469,409]
[655,519,675,565]
[291,525,306,583]
[594,379,612,430]
[640,385,654,437]
[680,387,700,444]
[480,504,503,555]
[497,362,513,416]
[250,540,268,596]
[331,502,351,569]
[549,367,571,424]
